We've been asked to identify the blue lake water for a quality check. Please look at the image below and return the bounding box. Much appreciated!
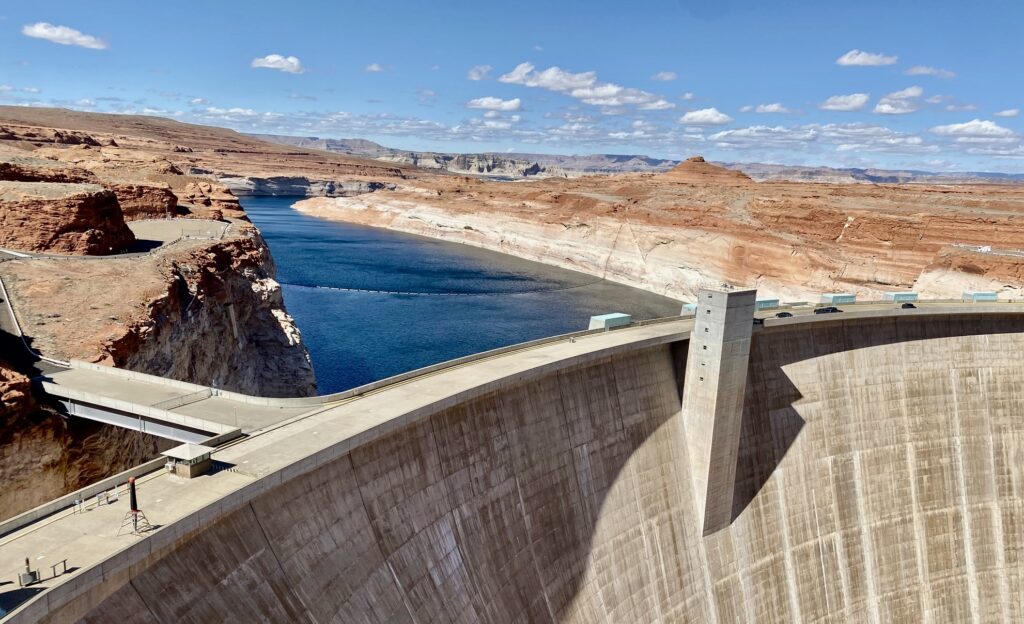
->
[243,196,681,394]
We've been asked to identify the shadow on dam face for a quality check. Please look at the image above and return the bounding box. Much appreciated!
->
[42,313,1024,623]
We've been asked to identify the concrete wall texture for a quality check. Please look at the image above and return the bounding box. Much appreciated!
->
[44,313,1024,623]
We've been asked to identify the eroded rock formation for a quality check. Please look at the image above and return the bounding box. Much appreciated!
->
[0,181,135,254]
[109,183,178,220]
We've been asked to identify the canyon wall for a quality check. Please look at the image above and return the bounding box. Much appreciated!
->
[293,158,1024,302]
[219,175,396,197]
[33,312,1024,623]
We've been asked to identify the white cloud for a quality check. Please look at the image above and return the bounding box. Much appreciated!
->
[819,93,870,111]
[21,22,106,50]
[467,65,492,81]
[905,65,956,79]
[0,85,40,94]
[679,107,733,125]
[873,86,924,115]
[499,62,596,91]
[944,103,977,112]
[365,63,384,72]
[251,54,305,74]
[836,49,898,66]
[189,97,210,105]
[651,71,677,81]
[931,119,1016,138]
[466,96,522,111]
[889,86,923,99]
[680,92,695,101]
[498,62,673,110]
[709,122,937,155]
[742,103,792,114]
[995,109,1020,118]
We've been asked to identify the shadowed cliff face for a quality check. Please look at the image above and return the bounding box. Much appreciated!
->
[50,314,1024,623]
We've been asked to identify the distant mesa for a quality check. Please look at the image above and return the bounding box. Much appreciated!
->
[663,155,753,183]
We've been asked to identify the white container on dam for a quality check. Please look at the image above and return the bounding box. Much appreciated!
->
[589,313,632,330]
[820,293,857,305]
[883,292,919,302]
[963,290,998,303]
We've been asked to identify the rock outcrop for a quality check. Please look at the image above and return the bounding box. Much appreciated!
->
[220,175,397,197]
[181,180,242,220]
[109,183,179,220]
[108,237,316,397]
[0,181,136,254]
[662,155,753,184]
[0,152,97,183]
[0,357,34,420]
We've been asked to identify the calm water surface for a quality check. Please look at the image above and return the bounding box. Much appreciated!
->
[243,196,681,394]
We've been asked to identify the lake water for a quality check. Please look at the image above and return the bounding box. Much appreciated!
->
[243,196,682,394]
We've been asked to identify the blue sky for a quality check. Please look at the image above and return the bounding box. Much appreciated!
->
[1,0,1022,171]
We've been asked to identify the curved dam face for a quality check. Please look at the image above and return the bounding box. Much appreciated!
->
[44,314,1024,622]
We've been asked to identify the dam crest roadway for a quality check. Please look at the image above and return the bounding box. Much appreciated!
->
[2,296,1024,621]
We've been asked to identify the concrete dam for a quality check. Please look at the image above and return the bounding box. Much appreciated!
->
[4,302,1024,622]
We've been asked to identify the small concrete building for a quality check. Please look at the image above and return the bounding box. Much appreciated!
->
[162,443,215,479]
[883,291,919,302]
[588,313,631,331]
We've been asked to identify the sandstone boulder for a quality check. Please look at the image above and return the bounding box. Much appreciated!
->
[0,181,135,254]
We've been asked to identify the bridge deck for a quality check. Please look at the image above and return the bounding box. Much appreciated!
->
[41,367,316,438]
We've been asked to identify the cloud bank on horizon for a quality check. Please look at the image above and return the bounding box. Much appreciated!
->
[2,1,1022,171]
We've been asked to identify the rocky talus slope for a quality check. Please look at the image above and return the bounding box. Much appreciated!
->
[295,156,1024,301]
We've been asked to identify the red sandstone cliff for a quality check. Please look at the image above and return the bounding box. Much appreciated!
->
[0,181,136,254]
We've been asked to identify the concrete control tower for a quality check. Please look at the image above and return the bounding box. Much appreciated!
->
[681,288,757,535]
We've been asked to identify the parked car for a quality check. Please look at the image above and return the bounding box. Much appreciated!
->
[775,311,794,318]
[753,317,765,325]
[815,306,841,314]
[901,302,917,309]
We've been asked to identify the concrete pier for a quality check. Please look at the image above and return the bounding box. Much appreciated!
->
[680,288,757,534]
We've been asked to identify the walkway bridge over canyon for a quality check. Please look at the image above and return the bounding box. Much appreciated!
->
[3,295,1024,623]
